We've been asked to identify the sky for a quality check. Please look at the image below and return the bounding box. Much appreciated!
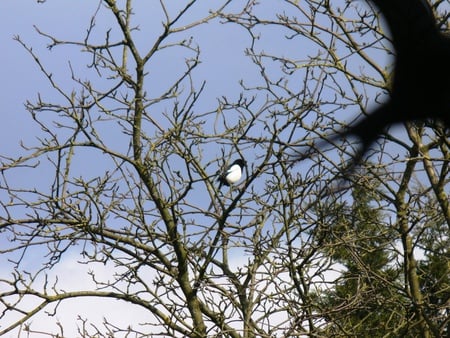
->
[0,0,405,336]
[0,1,294,336]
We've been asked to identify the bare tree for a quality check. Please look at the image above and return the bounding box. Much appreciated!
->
[1,0,448,337]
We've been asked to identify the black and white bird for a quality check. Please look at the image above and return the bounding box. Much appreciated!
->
[217,159,246,189]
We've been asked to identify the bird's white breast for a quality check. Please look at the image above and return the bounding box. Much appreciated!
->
[225,165,242,184]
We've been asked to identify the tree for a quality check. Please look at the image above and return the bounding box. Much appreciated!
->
[313,178,397,336]
[1,0,449,337]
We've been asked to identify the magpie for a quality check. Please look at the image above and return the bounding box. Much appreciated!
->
[217,159,246,189]
[309,0,450,173]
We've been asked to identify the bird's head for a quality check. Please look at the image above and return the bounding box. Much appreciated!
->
[233,159,246,168]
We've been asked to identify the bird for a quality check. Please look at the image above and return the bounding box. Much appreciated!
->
[311,0,450,173]
[217,159,246,189]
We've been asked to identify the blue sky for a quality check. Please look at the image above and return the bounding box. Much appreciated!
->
[0,1,281,335]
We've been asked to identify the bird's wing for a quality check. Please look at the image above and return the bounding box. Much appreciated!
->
[368,0,437,49]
